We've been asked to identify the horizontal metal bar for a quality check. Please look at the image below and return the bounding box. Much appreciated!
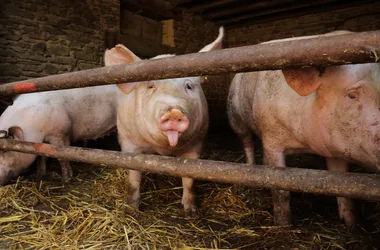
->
[1,30,379,96]
[0,139,379,200]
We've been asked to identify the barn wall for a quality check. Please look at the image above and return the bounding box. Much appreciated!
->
[120,10,162,45]
[227,2,380,47]
[0,0,120,84]
[174,12,220,54]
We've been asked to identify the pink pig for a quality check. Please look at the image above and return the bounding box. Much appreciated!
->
[227,30,380,227]
[105,27,224,215]
[0,48,140,185]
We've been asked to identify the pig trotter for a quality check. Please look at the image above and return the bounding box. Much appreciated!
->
[272,189,291,225]
[127,185,141,209]
[182,177,197,217]
[326,158,357,228]
[35,156,47,181]
[337,197,356,229]
[183,203,197,218]
[59,159,73,182]
[264,150,291,225]
[179,150,200,217]
[127,170,141,209]
[0,169,13,186]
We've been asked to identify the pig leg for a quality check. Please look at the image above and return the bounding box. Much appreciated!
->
[119,140,143,209]
[241,133,255,165]
[181,177,196,216]
[228,106,255,164]
[127,169,142,209]
[326,158,356,228]
[233,129,255,164]
[59,159,72,182]
[264,148,291,225]
[46,136,73,182]
[36,156,47,181]
[0,168,13,186]
[178,148,202,217]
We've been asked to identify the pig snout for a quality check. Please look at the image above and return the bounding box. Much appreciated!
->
[158,108,190,147]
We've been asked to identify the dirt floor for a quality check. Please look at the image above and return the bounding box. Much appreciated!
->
[0,128,379,249]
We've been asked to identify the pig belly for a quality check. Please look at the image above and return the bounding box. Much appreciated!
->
[70,113,117,141]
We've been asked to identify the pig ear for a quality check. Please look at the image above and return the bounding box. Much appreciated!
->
[8,126,24,140]
[104,44,141,66]
[282,68,323,96]
[116,82,139,94]
[199,26,224,52]
[104,44,142,94]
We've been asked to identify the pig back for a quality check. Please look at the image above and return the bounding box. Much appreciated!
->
[3,85,123,141]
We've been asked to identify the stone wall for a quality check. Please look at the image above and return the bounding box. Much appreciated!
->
[173,12,220,54]
[120,9,163,51]
[0,0,120,84]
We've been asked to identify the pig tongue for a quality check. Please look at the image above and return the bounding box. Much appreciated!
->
[167,130,179,147]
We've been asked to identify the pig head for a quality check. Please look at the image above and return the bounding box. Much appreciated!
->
[0,127,35,185]
[105,27,224,215]
[227,30,380,228]
[283,64,380,170]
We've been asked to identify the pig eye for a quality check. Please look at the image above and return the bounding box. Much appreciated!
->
[186,83,193,90]
[347,92,357,99]
[147,84,156,90]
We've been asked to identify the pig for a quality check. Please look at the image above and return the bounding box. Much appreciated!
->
[227,30,380,228]
[104,27,224,215]
[0,70,125,186]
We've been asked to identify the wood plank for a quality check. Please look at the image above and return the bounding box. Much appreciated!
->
[178,0,241,13]
[225,0,376,29]
[217,0,341,24]
[162,20,175,47]
[203,0,301,20]
[121,0,182,20]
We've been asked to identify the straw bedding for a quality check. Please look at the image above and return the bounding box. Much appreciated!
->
[0,131,379,249]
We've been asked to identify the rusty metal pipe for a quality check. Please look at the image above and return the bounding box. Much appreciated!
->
[1,30,379,96]
[0,139,379,200]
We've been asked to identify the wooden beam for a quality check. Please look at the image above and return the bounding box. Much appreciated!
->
[178,0,241,13]
[202,0,300,20]
[2,30,379,95]
[217,0,341,25]
[225,0,377,29]
[162,19,175,47]
[121,0,182,20]
[1,139,380,201]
